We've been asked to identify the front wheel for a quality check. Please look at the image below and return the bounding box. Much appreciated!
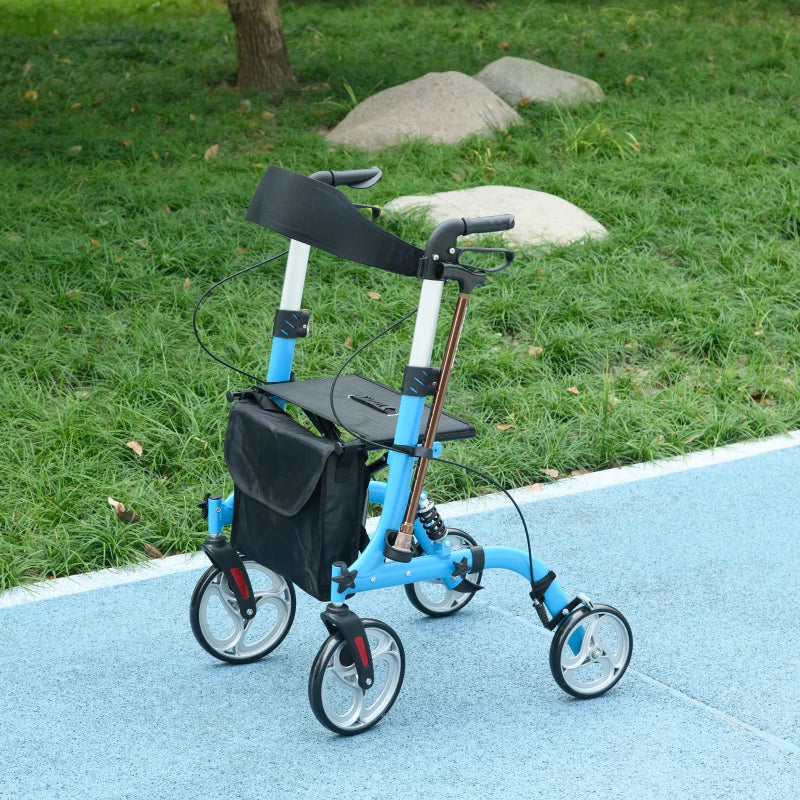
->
[549,604,632,699]
[404,529,481,617]
[189,560,296,664]
[308,619,405,735]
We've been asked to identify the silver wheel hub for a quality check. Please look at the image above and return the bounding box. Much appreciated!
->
[559,611,631,695]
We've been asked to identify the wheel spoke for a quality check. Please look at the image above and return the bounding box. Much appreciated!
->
[563,629,595,670]
[329,659,361,692]
[322,655,364,727]
[368,631,399,662]
[207,581,245,625]
[199,583,245,651]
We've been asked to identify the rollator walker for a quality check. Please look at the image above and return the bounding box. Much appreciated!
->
[190,165,633,735]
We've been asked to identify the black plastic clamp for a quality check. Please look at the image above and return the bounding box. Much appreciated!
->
[320,604,375,692]
[529,570,557,603]
[383,530,413,563]
[200,535,257,620]
[196,492,212,520]
[401,366,440,397]
[452,545,484,594]
[392,444,435,460]
[528,571,589,631]
[272,308,310,339]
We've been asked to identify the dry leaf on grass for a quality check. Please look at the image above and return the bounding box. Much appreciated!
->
[204,144,219,161]
[367,291,381,300]
[125,440,143,456]
[540,468,559,479]
[567,386,580,395]
[107,496,141,523]
[528,345,543,357]
[528,483,543,492]
[182,278,191,290]
[344,336,353,350]
[496,423,515,431]
[144,543,163,559]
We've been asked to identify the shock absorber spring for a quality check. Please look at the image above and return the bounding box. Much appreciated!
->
[417,496,447,540]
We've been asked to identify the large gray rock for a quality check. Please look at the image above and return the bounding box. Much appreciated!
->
[475,57,604,106]
[325,71,522,151]
[384,185,607,248]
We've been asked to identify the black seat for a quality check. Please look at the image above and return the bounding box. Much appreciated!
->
[264,374,475,449]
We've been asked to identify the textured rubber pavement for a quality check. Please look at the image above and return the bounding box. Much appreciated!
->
[2,439,798,799]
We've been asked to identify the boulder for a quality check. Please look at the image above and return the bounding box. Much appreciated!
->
[326,71,522,151]
[384,185,607,248]
[474,57,604,106]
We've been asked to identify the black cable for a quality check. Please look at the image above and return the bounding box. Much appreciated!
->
[326,308,537,595]
[432,457,536,595]
[195,259,538,594]
[192,250,289,384]
[327,307,418,452]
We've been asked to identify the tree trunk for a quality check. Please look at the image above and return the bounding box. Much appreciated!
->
[227,0,294,91]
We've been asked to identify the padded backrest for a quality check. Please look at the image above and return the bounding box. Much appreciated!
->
[246,165,424,278]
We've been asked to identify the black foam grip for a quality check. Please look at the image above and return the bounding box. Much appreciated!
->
[462,214,515,235]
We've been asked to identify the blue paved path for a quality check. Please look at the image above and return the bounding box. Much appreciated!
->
[1,441,798,799]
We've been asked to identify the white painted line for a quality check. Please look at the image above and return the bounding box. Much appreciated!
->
[0,552,208,609]
[486,597,800,756]
[436,430,800,520]
[3,431,799,608]
[631,672,800,755]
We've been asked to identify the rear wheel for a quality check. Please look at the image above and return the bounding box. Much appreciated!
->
[404,529,481,617]
[190,560,295,664]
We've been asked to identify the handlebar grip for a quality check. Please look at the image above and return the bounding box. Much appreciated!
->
[309,167,382,189]
[462,214,515,235]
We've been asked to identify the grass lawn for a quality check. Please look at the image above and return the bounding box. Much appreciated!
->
[1,0,799,590]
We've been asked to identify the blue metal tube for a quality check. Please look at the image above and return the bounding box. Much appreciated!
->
[349,545,570,618]
[331,394,425,598]
[368,481,387,504]
[266,337,296,383]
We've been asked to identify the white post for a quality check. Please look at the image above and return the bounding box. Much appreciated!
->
[408,280,444,367]
[279,240,311,310]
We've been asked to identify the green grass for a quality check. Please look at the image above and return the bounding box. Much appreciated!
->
[1,0,799,590]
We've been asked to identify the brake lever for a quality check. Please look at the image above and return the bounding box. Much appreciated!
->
[454,246,515,273]
[353,203,382,221]
[439,247,516,293]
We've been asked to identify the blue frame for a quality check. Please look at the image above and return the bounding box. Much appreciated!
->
[207,325,573,627]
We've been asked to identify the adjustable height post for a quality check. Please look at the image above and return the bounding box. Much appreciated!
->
[390,292,471,555]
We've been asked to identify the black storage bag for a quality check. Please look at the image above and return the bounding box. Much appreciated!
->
[224,390,367,601]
